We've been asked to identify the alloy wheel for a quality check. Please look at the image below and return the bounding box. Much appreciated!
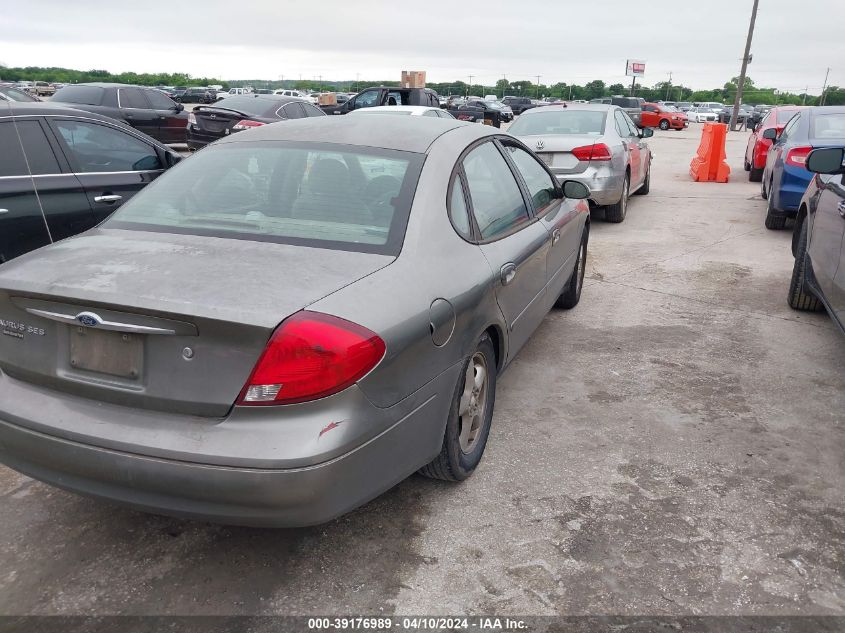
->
[458,353,489,453]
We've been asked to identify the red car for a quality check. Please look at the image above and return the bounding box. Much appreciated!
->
[744,106,807,181]
[640,103,688,130]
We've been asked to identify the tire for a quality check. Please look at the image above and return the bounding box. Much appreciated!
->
[764,189,786,230]
[418,333,497,482]
[749,166,763,182]
[634,161,650,196]
[658,119,670,131]
[743,157,751,172]
[605,175,629,223]
[761,176,769,199]
[788,219,822,311]
[557,224,589,309]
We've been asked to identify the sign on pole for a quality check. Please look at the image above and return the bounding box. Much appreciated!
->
[625,60,646,77]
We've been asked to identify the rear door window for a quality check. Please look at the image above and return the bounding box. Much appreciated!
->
[503,144,557,215]
[0,121,32,176]
[303,103,326,117]
[53,120,162,173]
[462,141,530,240]
[10,120,61,175]
[118,88,150,109]
[145,89,176,110]
[280,102,304,119]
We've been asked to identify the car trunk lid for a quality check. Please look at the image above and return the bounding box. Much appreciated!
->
[0,229,393,417]
[520,134,608,175]
[192,106,251,136]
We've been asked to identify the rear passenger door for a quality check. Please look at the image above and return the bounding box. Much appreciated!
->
[117,87,158,139]
[615,109,641,186]
[460,140,550,360]
[48,118,166,223]
[0,120,52,262]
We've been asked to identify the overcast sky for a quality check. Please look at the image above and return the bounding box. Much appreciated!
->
[2,0,840,93]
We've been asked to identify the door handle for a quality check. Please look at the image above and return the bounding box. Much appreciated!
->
[500,263,517,286]
[0,209,8,215]
[93,194,123,204]
[839,201,845,218]
[552,228,561,245]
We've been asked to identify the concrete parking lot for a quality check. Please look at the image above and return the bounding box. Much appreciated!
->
[0,125,843,617]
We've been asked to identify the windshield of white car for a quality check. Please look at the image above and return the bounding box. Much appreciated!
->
[509,110,606,136]
[105,142,425,256]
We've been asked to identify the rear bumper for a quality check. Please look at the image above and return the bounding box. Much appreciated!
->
[554,166,625,207]
[0,366,458,527]
[187,128,225,149]
[775,167,813,214]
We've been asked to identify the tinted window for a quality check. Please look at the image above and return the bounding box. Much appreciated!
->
[0,121,30,176]
[0,87,38,102]
[509,110,606,136]
[280,102,304,119]
[145,89,176,110]
[423,110,438,117]
[614,110,634,137]
[118,88,149,109]
[53,85,104,106]
[811,114,845,140]
[463,141,529,240]
[355,90,380,109]
[105,142,424,256]
[303,103,326,117]
[449,175,472,239]
[54,120,162,173]
[780,115,801,142]
[211,95,267,116]
[14,120,61,175]
[505,145,557,213]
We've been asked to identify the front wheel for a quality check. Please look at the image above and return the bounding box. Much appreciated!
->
[788,219,822,311]
[418,334,497,482]
[557,224,589,309]
[605,175,629,223]
[658,119,670,131]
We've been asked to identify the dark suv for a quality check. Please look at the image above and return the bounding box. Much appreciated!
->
[501,96,536,115]
[178,87,215,104]
[51,83,189,144]
[0,102,181,263]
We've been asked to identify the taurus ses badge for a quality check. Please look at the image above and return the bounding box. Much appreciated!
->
[76,312,103,327]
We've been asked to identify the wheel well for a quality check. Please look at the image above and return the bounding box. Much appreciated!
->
[793,205,807,256]
[485,325,504,372]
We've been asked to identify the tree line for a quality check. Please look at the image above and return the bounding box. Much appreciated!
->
[2,66,841,106]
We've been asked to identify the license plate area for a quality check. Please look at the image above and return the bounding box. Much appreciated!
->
[69,327,143,379]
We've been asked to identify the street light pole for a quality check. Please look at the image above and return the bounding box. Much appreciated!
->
[729,0,759,131]
[535,75,541,99]
[467,75,474,98]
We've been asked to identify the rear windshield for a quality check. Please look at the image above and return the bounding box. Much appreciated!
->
[104,141,425,256]
[210,96,276,116]
[53,85,104,105]
[811,113,845,140]
[509,110,606,136]
[776,110,799,124]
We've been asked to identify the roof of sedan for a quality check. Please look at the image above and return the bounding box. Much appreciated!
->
[522,103,614,114]
[216,115,481,153]
[0,101,126,121]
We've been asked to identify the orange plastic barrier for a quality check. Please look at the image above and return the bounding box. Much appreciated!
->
[689,123,731,183]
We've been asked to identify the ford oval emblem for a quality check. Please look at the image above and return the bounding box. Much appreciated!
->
[536,139,545,150]
[76,312,103,327]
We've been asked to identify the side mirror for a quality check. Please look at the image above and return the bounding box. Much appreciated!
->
[561,180,590,200]
[806,148,845,174]
[174,102,184,112]
[762,128,777,140]
[640,128,654,138]
[165,151,182,168]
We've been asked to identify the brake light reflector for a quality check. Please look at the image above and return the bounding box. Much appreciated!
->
[238,311,386,406]
[571,143,612,162]
[785,146,812,168]
[232,119,264,131]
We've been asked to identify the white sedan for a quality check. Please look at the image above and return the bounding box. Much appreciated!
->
[686,107,719,123]
[348,105,455,118]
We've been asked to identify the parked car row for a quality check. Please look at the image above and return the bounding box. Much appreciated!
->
[743,105,845,333]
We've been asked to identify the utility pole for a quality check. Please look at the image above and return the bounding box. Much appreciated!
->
[665,71,672,101]
[502,74,506,98]
[535,75,541,99]
[820,67,831,106]
[356,73,360,93]
[467,75,474,98]
[569,85,573,101]
[729,0,759,131]
[802,86,808,106]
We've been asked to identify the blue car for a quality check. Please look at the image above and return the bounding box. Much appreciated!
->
[762,106,845,230]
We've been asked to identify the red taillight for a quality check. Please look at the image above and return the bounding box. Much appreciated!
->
[785,146,812,168]
[237,311,386,406]
[571,143,612,162]
[232,119,265,131]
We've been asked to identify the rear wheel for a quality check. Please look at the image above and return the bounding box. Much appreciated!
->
[634,162,650,196]
[658,119,670,131]
[764,189,786,230]
[419,334,497,482]
[605,175,629,223]
[557,224,589,309]
[749,166,763,182]
[788,219,823,311]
